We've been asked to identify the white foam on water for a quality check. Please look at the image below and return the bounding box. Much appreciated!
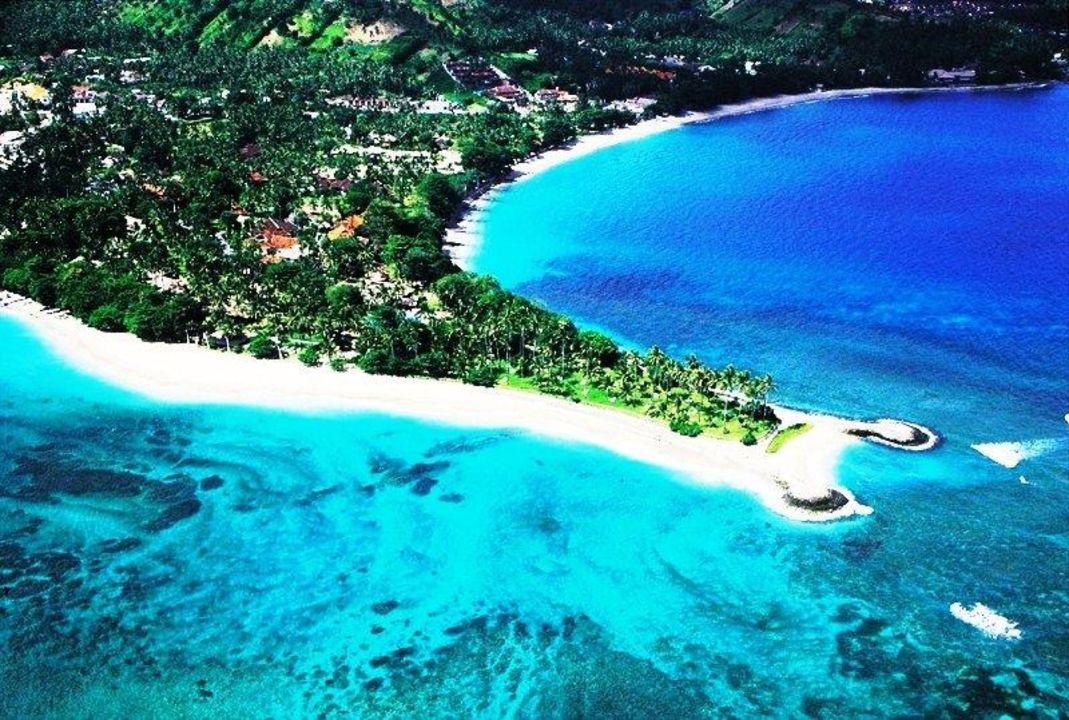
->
[950,602,1022,640]
[972,438,1067,469]
[972,442,1025,468]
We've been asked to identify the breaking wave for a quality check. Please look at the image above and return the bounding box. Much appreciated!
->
[971,438,1067,469]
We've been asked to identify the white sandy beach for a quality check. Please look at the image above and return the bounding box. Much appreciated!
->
[445,111,711,269]
[445,83,1047,269]
[0,85,975,523]
[0,293,936,523]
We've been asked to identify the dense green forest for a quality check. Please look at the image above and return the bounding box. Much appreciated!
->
[0,0,1064,440]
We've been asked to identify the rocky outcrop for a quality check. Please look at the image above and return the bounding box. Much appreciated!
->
[785,489,850,513]
[846,419,939,451]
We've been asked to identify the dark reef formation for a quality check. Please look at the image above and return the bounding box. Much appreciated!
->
[785,489,850,513]
[847,421,939,451]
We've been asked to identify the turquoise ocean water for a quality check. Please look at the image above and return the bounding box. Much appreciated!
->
[2,87,1068,717]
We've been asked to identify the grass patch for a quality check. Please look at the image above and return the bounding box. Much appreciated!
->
[494,51,538,75]
[422,62,460,94]
[499,372,774,443]
[719,0,851,35]
[199,8,236,45]
[409,0,463,35]
[500,372,651,416]
[766,422,812,454]
[309,16,347,50]
[290,8,318,37]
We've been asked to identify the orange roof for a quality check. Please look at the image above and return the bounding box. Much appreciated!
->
[611,66,677,81]
[327,214,364,241]
[142,182,168,199]
[259,218,298,239]
[262,235,298,250]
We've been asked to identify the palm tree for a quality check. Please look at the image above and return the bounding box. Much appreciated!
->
[748,373,776,416]
[646,346,671,390]
[613,351,645,406]
[720,364,738,395]
[683,353,705,393]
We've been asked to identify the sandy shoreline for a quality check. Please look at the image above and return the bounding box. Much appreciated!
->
[445,82,1049,269]
[0,293,937,523]
[445,111,711,269]
[0,84,981,522]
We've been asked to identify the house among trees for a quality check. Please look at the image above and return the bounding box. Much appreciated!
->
[443,59,500,90]
[325,95,403,112]
[416,97,464,115]
[70,85,102,118]
[256,218,302,263]
[71,84,97,102]
[0,81,51,113]
[327,214,364,241]
[534,87,579,111]
[72,101,101,118]
[487,83,526,105]
[612,65,677,82]
[314,174,353,193]
[119,69,145,84]
[927,67,977,83]
[0,130,25,169]
[141,181,171,200]
[607,96,659,116]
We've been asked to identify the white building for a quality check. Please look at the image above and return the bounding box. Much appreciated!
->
[0,130,26,168]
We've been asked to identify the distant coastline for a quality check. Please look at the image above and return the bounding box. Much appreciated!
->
[445,82,1051,270]
[1,292,935,523]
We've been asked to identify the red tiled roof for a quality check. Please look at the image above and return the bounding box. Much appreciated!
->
[262,235,298,250]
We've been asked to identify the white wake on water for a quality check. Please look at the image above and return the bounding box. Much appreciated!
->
[950,602,1022,640]
[971,437,1067,469]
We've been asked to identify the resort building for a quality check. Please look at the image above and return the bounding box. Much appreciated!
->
[534,88,580,111]
[328,215,365,241]
[256,218,303,263]
[486,83,526,105]
[0,130,25,169]
[927,67,978,84]
[416,97,464,115]
[443,59,502,90]
[0,81,51,114]
[325,95,404,112]
[607,96,659,116]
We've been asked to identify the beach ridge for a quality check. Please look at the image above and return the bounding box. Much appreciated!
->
[2,292,935,523]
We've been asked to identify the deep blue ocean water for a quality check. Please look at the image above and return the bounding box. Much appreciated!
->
[1,87,1067,718]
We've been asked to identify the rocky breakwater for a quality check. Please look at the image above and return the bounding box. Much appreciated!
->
[769,412,939,521]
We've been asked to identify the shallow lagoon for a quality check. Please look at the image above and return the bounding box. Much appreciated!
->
[2,319,1067,717]
[3,87,1069,718]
